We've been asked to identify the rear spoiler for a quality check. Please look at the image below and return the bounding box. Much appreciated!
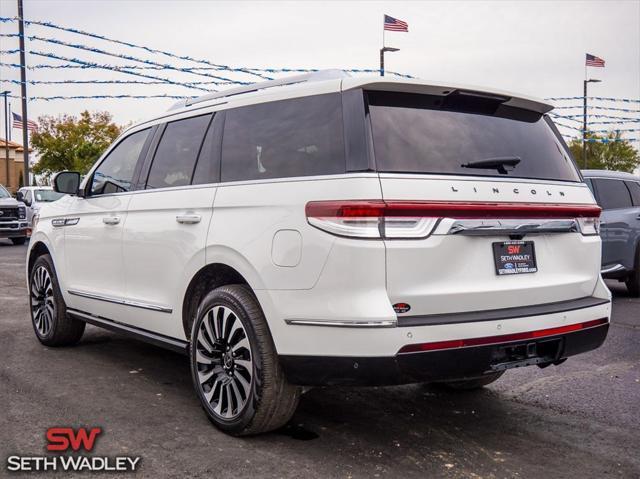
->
[341,78,553,115]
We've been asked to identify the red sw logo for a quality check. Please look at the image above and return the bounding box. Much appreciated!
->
[507,245,521,255]
[46,427,102,452]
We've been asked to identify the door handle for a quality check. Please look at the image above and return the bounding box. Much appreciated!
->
[103,216,121,225]
[176,214,201,224]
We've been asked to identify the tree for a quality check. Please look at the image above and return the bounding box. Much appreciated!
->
[31,111,123,179]
[568,131,640,172]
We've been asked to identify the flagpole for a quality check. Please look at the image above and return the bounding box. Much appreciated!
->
[2,91,10,189]
[583,63,587,168]
[18,0,30,187]
[380,15,385,76]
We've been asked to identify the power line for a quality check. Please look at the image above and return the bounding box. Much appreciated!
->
[1,78,237,86]
[547,96,640,104]
[21,34,249,84]
[0,17,271,80]
[28,50,214,92]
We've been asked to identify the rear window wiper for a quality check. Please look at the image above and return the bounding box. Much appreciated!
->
[461,157,521,175]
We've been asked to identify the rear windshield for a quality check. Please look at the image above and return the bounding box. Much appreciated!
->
[367,91,580,182]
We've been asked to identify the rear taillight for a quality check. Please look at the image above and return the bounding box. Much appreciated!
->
[305,200,439,239]
[306,201,601,239]
[576,217,600,236]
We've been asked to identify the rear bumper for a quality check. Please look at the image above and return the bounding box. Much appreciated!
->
[279,319,609,386]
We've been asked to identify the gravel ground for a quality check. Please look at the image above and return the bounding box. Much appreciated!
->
[1,241,639,478]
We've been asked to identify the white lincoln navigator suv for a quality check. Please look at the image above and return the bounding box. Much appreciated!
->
[27,71,611,436]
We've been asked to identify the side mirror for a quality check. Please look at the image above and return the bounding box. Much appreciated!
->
[53,171,81,195]
[17,191,31,206]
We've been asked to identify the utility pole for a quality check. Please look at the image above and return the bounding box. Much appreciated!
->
[2,91,10,188]
[582,78,602,169]
[17,0,29,186]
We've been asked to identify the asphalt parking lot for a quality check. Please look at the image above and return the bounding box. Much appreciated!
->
[1,241,639,478]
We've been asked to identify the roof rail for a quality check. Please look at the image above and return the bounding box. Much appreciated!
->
[169,69,350,111]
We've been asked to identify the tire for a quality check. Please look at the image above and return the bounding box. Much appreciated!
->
[625,248,640,297]
[29,254,85,346]
[438,371,505,391]
[11,237,26,245]
[189,284,300,436]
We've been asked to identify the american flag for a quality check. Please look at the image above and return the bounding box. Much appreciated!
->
[586,53,605,67]
[12,112,38,132]
[384,15,408,32]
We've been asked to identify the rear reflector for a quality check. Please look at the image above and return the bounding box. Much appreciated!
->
[397,318,608,354]
[306,200,602,239]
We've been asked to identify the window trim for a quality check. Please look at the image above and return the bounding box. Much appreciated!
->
[191,111,224,185]
[342,89,374,172]
[141,113,214,190]
[85,126,155,197]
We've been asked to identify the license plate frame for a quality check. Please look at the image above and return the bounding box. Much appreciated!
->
[492,240,537,275]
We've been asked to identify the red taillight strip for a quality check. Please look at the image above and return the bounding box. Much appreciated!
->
[397,318,608,354]
[306,200,601,219]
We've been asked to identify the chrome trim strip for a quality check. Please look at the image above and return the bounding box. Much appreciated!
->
[67,289,173,313]
[52,217,79,227]
[285,318,397,328]
[68,308,187,354]
[446,218,579,236]
[601,264,626,275]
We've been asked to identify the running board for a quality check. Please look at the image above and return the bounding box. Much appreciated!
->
[68,309,188,355]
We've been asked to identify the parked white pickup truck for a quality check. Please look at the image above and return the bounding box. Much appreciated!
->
[0,184,28,245]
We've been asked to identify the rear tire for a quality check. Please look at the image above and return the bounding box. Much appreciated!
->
[190,284,300,436]
[29,254,85,346]
[11,237,26,245]
[625,248,640,297]
[438,371,505,391]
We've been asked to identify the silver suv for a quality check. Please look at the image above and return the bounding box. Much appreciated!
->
[583,170,640,295]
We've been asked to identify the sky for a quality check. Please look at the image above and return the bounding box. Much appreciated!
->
[0,0,639,144]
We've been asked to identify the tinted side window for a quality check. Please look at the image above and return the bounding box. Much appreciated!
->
[593,178,633,210]
[624,181,640,206]
[91,129,150,195]
[221,93,345,182]
[146,114,212,189]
